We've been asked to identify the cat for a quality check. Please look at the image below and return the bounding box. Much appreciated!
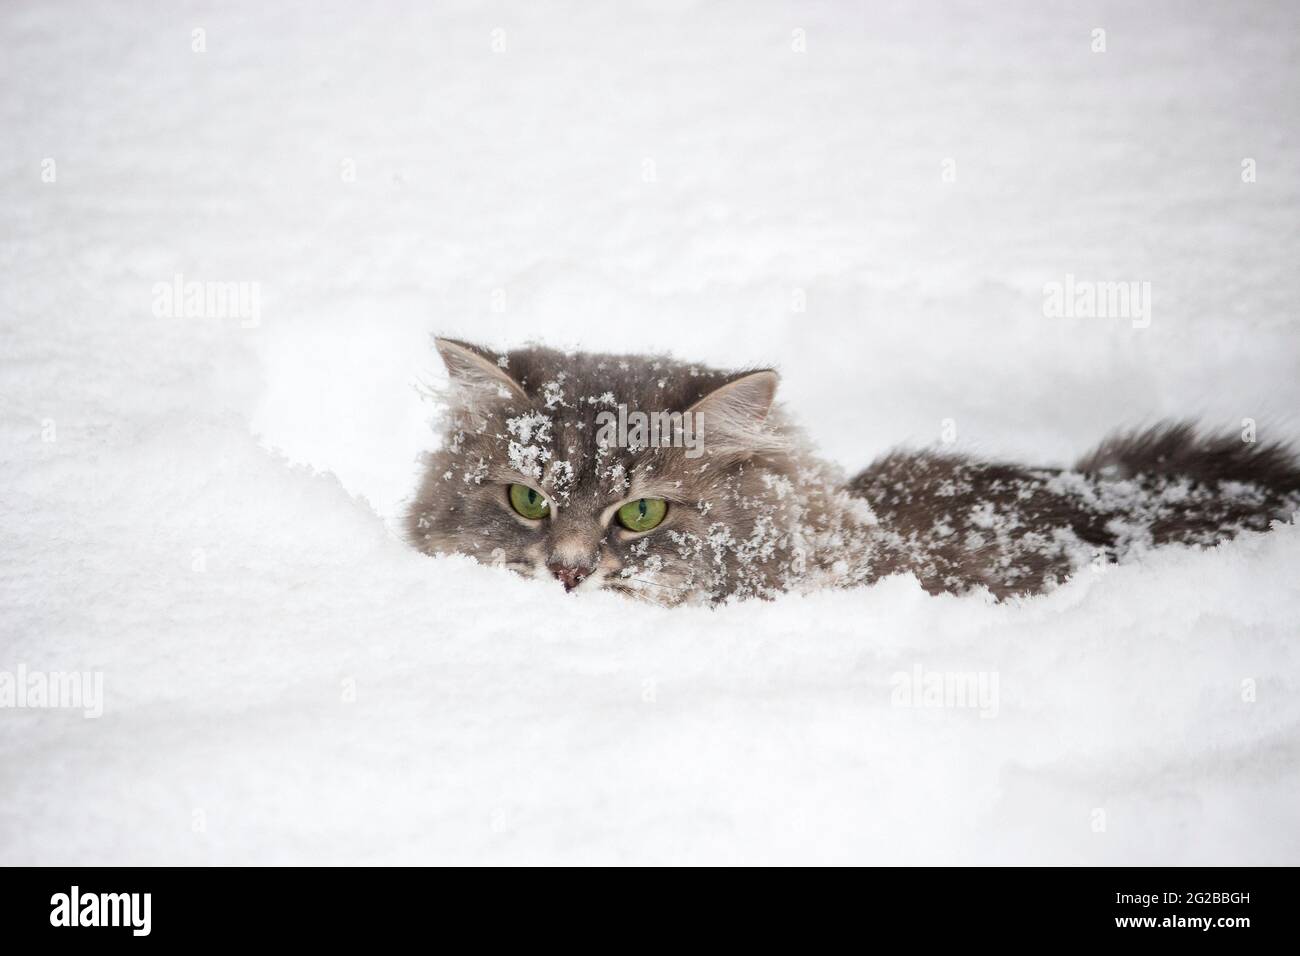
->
[406,338,1300,605]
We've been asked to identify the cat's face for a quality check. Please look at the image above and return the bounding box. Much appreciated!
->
[407,339,799,604]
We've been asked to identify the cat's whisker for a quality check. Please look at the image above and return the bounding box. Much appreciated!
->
[607,580,681,607]
[624,577,686,594]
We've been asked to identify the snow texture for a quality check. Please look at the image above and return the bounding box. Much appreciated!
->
[2,0,1299,863]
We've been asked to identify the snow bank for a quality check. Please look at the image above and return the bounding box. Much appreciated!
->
[2,0,1298,864]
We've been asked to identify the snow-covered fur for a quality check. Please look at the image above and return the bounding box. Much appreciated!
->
[408,341,1300,604]
[852,423,1300,599]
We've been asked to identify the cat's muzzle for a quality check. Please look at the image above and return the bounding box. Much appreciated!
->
[547,562,590,592]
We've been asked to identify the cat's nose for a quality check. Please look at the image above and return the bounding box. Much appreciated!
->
[547,562,590,592]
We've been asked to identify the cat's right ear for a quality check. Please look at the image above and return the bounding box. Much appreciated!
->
[433,337,529,405]
[685,369,786,459]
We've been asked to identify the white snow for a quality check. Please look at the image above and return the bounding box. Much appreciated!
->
[2,0,1299,864]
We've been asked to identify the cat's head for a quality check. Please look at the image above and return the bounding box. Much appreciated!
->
[407,338,803,604]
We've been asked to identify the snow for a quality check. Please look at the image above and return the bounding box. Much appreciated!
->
[2,0,1299,864]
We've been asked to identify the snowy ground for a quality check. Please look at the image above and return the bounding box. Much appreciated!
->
[2,0,1299,864]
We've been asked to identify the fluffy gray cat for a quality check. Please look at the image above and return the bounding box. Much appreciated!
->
[407,338,1300,605]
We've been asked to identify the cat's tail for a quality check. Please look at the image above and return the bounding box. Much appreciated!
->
[1074,420,1300,495]
[845,420,1297,598]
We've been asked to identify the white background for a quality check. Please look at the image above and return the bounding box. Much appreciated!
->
[2,0,1298,863]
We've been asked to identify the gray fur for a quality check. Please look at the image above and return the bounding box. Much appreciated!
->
[407,341,1300,604]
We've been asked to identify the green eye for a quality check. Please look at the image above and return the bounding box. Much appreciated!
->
[616,498,667,533]
[508,484,550,520]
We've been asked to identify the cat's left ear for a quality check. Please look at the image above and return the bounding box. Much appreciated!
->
[685,370,783,457]
[434,337,528,404]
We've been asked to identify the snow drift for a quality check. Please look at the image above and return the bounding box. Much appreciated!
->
[2,0,1298,864]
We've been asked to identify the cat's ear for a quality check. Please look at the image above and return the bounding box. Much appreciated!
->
[434,337,528,404]
[685,370,784,458]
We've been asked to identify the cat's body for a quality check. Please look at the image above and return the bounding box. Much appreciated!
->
[407,340,1300,605]
[853,430,1300,598]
